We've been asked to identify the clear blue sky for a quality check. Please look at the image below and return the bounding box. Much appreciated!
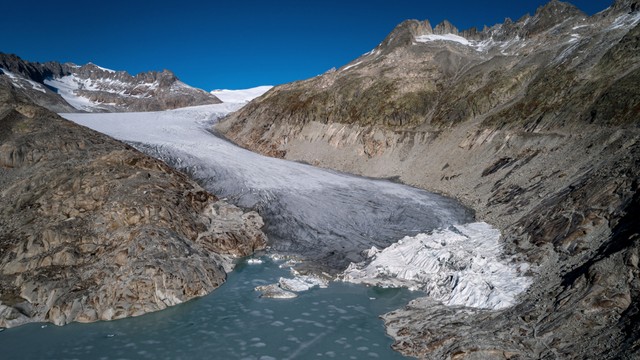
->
[1,0,610,90]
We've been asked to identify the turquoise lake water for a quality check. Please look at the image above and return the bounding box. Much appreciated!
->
[0,257,420,359]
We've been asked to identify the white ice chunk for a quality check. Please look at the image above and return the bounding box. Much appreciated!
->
[278,275,328,292]
[341,222,531,310]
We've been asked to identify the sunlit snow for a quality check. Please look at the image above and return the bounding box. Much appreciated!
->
[44,76,105,111]
[89,62,116,73]
[415,33,472,46]
[607,11,640,30]
[1,68,46,93]
[210,86,272,103]
[413,34,516,53]
[342,61,363,71]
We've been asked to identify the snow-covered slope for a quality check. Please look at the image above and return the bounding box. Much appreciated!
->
[0,66,76,112]
[210,86,272,103]
[43,74,104,111]
[42,63,221,112]
[0,68,46,93]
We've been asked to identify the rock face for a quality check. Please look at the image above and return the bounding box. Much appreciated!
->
[0,53,221,113]
[216,1,640,359]
[0,87,266,328]
[0,64,75,113]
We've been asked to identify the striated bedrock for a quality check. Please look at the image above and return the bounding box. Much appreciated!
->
[216,1,640,358]
[0,93,266,328]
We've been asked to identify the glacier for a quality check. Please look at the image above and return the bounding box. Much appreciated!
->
[61,97,529,310]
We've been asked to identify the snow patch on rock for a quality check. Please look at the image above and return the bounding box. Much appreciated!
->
[44,76,106,111]
[415,33,472,46]
[1,68,47,93]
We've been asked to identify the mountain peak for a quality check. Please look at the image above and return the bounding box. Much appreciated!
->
[524,0,586,34]
[1,53,221,112]
[378,19,434,52]
[83,62,116,73]
[433,20,459,35]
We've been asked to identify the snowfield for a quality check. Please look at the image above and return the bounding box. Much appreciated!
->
[211,86,272,103]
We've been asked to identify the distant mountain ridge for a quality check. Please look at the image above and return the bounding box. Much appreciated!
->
[0,53,221,112]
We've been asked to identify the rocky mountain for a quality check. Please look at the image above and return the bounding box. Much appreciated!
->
[216,0,640,358]
[0,53,221,112]
[0,85,266,327]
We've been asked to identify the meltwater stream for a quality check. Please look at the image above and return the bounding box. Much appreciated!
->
[0,103,480,359]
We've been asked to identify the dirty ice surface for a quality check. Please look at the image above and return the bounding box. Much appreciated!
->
[62,103,475,271]
[62,101,529,309]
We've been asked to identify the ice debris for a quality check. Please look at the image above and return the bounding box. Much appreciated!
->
[341,222,531,310]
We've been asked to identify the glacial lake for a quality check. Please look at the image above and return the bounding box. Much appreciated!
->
[0,257,420,359]
[0,104,525,359]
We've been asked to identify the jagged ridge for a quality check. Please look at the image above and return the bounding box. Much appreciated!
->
[0,53,221,112]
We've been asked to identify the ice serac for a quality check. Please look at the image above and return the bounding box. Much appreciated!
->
[215,1,640,358]
[0,53,221,113]
[0,86,266,328]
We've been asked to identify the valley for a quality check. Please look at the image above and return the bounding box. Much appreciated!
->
[0,0,639,359]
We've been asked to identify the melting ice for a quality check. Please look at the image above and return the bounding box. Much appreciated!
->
[341,222,531,310]
[61,101,529,311]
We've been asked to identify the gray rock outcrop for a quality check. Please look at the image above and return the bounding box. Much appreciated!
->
[215,1,640,358]
[0,86,266,328]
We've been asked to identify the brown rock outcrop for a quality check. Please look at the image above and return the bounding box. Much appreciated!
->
[0,90,266,328]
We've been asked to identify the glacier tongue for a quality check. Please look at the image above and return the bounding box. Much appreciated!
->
[341,222,531,310]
